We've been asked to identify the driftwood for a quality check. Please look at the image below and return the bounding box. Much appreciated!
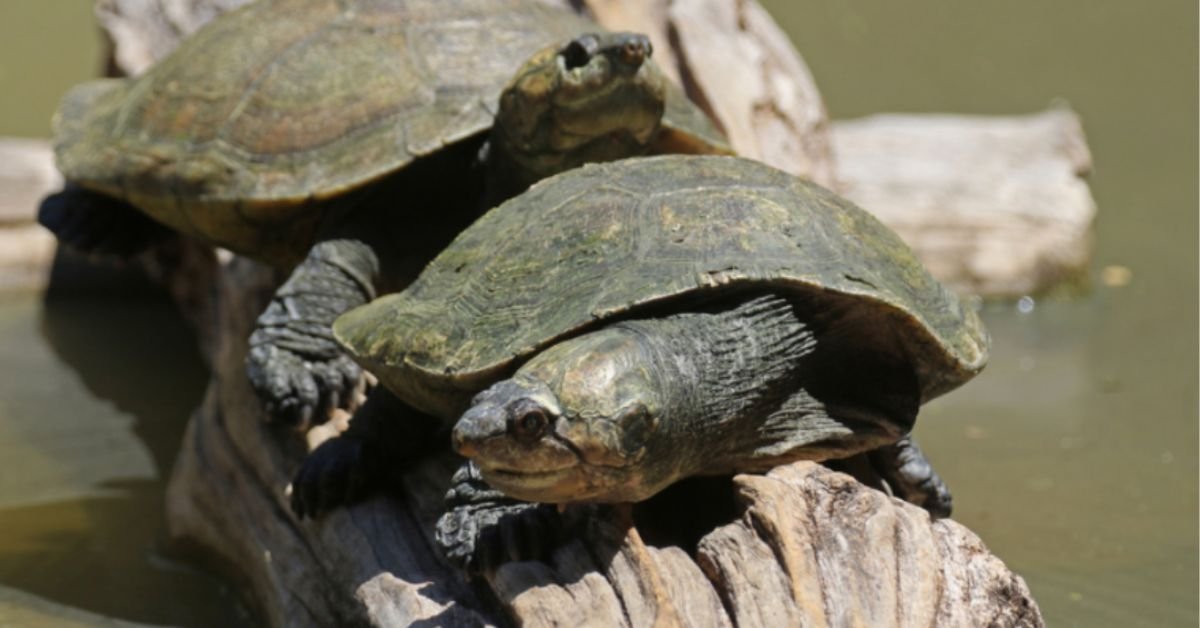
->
[94,0,254,76]
[0,139,59,291]
[168,257,1042,626]
[579,0,837,188]
[832,110,1096,296]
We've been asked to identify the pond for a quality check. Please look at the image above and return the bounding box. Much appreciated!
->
[0,1,1195,626]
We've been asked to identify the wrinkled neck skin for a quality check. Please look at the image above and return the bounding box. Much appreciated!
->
[457,295,904,505]
[485,33,667,198]
[603,298,824,480]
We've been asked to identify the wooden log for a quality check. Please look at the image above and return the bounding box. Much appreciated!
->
[94,0,254,76]
[0,139,58,291]
[832,109,1096,297]
[167,258,1043,625]
[578,0,837,188]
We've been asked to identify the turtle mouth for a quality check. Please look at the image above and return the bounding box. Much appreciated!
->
[479,465,580,494]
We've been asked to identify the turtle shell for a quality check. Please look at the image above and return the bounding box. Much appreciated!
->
[334,155,989,419]
[53,0,725,264]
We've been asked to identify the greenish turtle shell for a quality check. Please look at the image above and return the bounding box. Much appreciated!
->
[334,155,990,419]
[51,0,726,266]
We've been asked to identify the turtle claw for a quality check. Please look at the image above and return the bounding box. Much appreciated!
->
[246,339,363,429]
[436,461,563,572]
[869,436,954,518]
[290,435,373,519]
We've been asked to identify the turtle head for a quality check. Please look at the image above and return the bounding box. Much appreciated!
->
[492,32,667,187]
[451,328,669,504]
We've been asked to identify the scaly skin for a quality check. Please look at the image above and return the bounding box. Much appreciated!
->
[867,435,954,517]
[435,294,919,567]
[451,294,908,504]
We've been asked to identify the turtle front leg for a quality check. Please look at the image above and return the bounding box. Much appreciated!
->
[436,460,564,572]
[247,239,378,427]
[291,386,440,518]
[867,435,954,518]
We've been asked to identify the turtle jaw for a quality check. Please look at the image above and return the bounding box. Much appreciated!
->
[476,457,663,504]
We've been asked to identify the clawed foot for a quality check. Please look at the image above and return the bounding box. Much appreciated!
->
[435,461,564,572]
[246,333,364,429]
[869,436,953,518]
[290,435,374,519]
[245,239,379,428]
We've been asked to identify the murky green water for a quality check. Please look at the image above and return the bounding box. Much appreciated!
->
[0,1,1195,626]
[760,0,1199,625]
[0,259,250,626]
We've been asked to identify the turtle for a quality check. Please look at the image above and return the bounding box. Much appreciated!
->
[36,0,731,426]
[290,154,989,568]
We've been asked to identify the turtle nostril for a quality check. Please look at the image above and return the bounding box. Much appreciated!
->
[561,35,600,70]
[620,40,649,66]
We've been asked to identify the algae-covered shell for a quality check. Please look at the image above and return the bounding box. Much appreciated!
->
[51,0,725,265]
[335,155,989,419]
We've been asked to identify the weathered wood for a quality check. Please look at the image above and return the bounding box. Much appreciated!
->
[578,0,837,188]
[166,258,491,627]
[832,109,1096,296]
[0,138,60,226]
[166,255,1042,626]
[95,0,254,76]
[0,139,58,291]
[0,224,56,293]
[665,0,838,188]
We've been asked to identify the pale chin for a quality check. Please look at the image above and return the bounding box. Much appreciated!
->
[477,465,583,503]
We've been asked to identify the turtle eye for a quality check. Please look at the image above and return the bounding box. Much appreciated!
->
[561,34,600,70]
[510,406,549,443]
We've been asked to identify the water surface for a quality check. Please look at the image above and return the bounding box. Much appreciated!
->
[760,1,1199,624]
[0,263,250,626]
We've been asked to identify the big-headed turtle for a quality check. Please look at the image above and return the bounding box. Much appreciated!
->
[38,0,729,425]
[295,155,989,567]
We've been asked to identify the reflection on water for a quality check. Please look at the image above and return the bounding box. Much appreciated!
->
[0,257,248,627]
[760,0,1199,625]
